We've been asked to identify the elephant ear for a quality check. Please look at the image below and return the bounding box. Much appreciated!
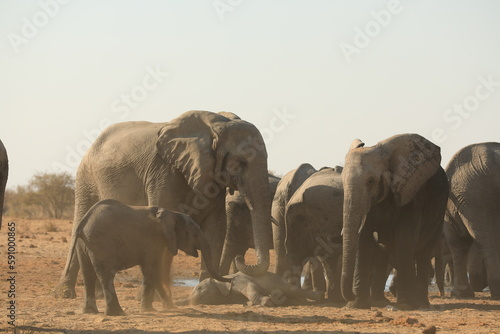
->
[157,208,178,256]
[383,134,441,206]
[156,111,229,192]
[217,111,241,120]
[349,139,365,151]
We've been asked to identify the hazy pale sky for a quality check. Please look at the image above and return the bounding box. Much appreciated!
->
[1,0,500,187]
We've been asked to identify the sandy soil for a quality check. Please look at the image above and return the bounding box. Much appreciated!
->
[1,218,499,334]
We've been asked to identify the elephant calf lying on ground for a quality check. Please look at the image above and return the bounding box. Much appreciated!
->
[177,268,323,307]
[65,199,229,316]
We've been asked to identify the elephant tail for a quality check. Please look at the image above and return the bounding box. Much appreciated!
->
[62,200,107,277]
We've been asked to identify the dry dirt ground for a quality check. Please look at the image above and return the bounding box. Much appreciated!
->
[1,218,499,334]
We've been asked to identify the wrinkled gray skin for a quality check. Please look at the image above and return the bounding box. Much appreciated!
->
[67,199,229,316]
[341,134,448,310]
[442,240,487,292]
[285,166,390,305]
[177,271,323,307]
[272,163,317,277]
[57,111,272,298]
[219,174,281,275]
[443,142,500,299]
[0,139,8,230]
[285,167,344,302]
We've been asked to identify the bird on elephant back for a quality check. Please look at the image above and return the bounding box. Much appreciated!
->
[443,142,500,300]
[54,110,273,299]
[340,134,449,310]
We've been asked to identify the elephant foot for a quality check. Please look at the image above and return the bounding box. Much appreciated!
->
[141,306,158,313]
[451,287,474,298]
[345,298,371,309]
[393,302,416,311]
[52,282,76,299]
[82,305,99,314]
[105,307,126,316]
[371,296,392,308]
[161,302,177,310]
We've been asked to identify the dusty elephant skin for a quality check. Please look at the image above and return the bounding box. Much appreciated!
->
[5,216,500,333]
[176,271,323,307]
[66,199,229,316]
[444,142,500,299]
[55,110,272,299]
[271,163,318,279]
[219,174,281,275]
[341,134,449,310]
[0,139,8,230]
[285,166,391,306]
[285,167,344,302]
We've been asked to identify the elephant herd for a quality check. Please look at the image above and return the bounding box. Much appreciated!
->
[1,110,499,314]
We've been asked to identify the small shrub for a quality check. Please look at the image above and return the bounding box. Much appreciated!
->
[44,221,59,232]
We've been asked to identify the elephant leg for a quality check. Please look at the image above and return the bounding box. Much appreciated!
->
[97,268,124,316]
[140,270,157,313]
[323,255,344,303]
[393,223,418,310]
[447,232,474,298]
[433,238,445,297]
[476,242,500,299]
[157,250,174,309]
[370,251,391,307]
[415,252,433,309]
[468,244,487,292]
[77,248,98,314]
[349,229,376,309]
[219,242,238,276]
[311,261,327,293]
[200,209,226,281]
[55,250,80,299]
[272,218,290,276]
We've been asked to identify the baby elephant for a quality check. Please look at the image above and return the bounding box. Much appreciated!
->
[64,199,229,316]
[177,266,324,307]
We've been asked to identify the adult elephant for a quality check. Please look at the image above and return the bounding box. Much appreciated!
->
[0,139,8,230]
[285,166,344,302]
[285,166,391,305]
[272,163,317,276]
[341,134,448,310]
[219,174,281,275]
[56,110,272,298]
[443,142,500,299]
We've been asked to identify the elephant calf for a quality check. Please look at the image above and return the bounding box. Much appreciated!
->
[177,268,323,307]
[65,199,229,316]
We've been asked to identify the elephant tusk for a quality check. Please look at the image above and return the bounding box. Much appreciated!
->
[358,216,367,234]
[271,216,279,226]
[243,195,254,211]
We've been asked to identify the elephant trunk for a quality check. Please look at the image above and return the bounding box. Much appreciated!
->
[198,235,231,283]
[235,169,272,276]
[341,190,367,302]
